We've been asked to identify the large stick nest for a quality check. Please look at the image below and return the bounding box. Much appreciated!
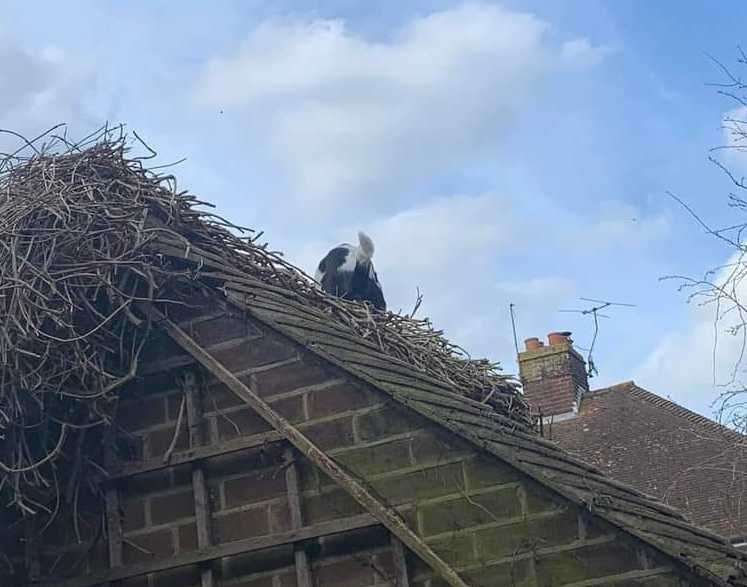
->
[0,126,528,525]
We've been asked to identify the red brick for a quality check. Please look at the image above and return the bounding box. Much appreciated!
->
[178,522,199,552]
[410,428,468,465]
[150,564,201,587]
[216,406,273,440]
[253,359,333,398]
[211,335,295,373]
[166,393,183,420]
[418,486,523,536]
[214,507,270,543]
[461,558,534,587]
[277,571,298,587]
[303,489,366,524]
[355,403,413,442]
[151,490,195,525]
[313,555,376,586]
[124,469,173,495]
[463,455,521,490]
[115,431,144,461]
[208,445,286,480]
[203,383,244,411]
[535,540,641,585]
[370,462,465,505]
[122,498,146,532]
[269,394,306,423]
[220,548,295,582]
[335,437,412,477]
[307,383,379,419]
[88,539,110,572]
[147,424,189,458]
[118,395,166,431]
[142,331,190,364]
[269,501,292,533]
[165,290,221,322]
[123,528,174,564]
[318,525,390,558]
[232,576,274,587]
[301,416,355,450]
[190,314,260,347]
[224,470,287,508]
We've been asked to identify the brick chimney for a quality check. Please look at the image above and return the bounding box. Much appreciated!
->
[518,331,589,419]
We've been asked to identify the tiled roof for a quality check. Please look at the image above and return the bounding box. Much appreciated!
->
[549,381,747,541]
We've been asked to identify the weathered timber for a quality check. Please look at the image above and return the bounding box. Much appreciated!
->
[391,537,410,587]
[284,448,312,587]
[182,370,215,587]
[145,307,470,587]
[51,513,379,587]
[108,431,284,481]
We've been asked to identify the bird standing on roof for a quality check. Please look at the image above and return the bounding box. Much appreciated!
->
[315,232,386,311]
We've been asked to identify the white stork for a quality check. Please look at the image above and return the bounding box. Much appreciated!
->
[315,231,386,311]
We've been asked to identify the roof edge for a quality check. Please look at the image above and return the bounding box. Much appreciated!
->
[589,380,745,442]
[230,295,746,585]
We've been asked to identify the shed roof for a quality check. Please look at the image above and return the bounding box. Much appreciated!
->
[2,129,747,585]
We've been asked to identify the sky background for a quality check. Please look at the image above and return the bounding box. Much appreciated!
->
[3,1,747,421]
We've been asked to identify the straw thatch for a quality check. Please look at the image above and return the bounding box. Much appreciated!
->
[0,125,527,526]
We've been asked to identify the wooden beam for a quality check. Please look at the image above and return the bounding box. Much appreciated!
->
[103,441,123,587]
[182,370,215,587]
[24,522,40,581]
[284,448,313,587]
[108,431,284,481]
[51,513,378,587]
[391,537,410,587]
[104,488,123,568]
[146,307,469,587]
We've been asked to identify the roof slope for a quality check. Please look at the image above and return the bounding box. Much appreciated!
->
[205,285,747,585]
[2,130,747,585]
[549,381,747,540]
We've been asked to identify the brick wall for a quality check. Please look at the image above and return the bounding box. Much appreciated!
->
[518,339,589,418]
[30,297,698,586]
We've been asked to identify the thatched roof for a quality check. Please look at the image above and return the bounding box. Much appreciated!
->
[0,127,527,521]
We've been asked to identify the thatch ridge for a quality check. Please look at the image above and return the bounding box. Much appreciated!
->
[0,126,527,523]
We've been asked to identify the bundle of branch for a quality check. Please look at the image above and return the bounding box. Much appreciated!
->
[0,125,528,524]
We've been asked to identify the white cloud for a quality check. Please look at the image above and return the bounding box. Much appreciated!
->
[560,38,613,68]
[195,3,609,209]
[0,39,95,150]
[716,105,747,175]
[369,193,514,273]
[287,192,578,373]
[561,200,671,253]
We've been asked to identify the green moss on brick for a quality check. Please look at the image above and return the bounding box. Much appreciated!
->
[461,557,535,587]
[418,485,523,536]
[426,532,477,565]
[334,437,412,477]
[476,509,578,562]
[355,403,414,442]
[523,478,566,515]
[303,488,366,524]
[370,461,465,505]
[463,455,521,490]
[535,539,641,586]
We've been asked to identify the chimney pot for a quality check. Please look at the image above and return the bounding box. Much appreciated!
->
[524,337,543,351]
[519,328,587,419]
[548,331,572,346]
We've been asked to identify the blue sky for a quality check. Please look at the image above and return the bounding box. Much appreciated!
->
[3,1,747,419]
